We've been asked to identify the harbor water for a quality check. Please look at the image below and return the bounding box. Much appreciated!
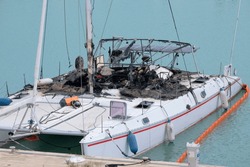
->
[0,0,250,166]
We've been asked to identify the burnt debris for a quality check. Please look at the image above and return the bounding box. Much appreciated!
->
[36,38,201,100]
[38,64,189,100]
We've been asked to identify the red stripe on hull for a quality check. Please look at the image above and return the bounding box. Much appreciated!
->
[87,79,240,147]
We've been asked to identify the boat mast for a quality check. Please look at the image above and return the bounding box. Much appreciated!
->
[33,0,47,99]
[85,0,94,94]
[31,0,47,124]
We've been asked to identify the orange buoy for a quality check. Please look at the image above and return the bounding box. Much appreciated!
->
[177,84,249,163]
[65,96,79,106]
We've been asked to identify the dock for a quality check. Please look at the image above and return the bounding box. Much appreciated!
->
[0,148,221,167]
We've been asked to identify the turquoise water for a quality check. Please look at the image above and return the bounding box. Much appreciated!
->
[139,91,249,167]
[0,0,250,166]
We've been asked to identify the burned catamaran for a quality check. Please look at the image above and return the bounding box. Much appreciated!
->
[0,0,243,158]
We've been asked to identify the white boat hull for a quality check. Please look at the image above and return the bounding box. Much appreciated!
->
[0,130,10,146]
[0,73,243,158]
[80,76,243,158]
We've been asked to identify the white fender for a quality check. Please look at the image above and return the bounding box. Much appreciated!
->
[166,120,175,142]
[38,78,53,86]
[219,88,229,109]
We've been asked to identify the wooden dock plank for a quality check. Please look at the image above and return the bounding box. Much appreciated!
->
[0,148,221,167]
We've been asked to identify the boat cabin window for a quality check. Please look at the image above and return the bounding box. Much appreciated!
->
[200,90,206,98]
[142,117,150,125]
[193,77,209,83]
[110,101,127,120]
[135,101,153,109]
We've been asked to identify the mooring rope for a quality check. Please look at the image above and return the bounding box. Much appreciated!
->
[9,138,34,151]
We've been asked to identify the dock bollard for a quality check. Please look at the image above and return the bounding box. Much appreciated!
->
[186,142,200,167]
[9,146,16,154]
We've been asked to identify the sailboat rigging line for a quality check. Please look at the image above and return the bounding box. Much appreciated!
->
[78,0,84,55]
[100,0,113,39]
[105,129,147,160]
[219,62,222,75]
[167,0,193,88]
[154,53,172,65]
[167,0,180,42]
[105,129,127,157]
[44,95,57,110]
[122,122,130,131]
[37,106,85,131]
[40,58,44,79]
[63,0,72,68]
[229,0,242,65]
[12,108,20,130]
[160,105,169,118]
[38,108,65,124]
[88,106,106,130]
[17,104,33,130]
[192,51,200,76]
[38,95,93,131]
[10,138,34,151]
[58,61,61,76]
[41,114,84,132]
[43,105,95,131]
[23,74,26,87]
[225,76,244,87]
[6,82,10,97]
